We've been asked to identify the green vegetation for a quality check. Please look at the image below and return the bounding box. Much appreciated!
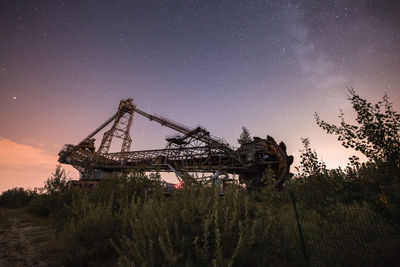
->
[316,87,400,170]
[315,88,400,225]
[1,89,399,266]
[2,168,398,266]
[0,187,35,208]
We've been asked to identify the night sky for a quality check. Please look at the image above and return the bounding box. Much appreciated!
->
[1,0,400,192]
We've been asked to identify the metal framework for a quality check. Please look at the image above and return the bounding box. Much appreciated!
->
[98,99,135,154]
[58,99,293,187]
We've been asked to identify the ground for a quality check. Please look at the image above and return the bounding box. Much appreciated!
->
[0,208,59,266]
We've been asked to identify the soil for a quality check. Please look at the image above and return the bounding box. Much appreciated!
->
[0,208,59,266]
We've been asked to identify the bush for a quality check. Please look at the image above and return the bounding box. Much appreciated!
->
[44,165,70,194]
[27,166,74,217]
[55,170,165,266]
[28,192,73,218]
[0,167,395,266]
[27,194,53,216]
[113,184,299,266]
[315,88,400,224]
[58,196,121,266]
[0,187,35,208]
[295,138,327,178]
[315,88,400,170]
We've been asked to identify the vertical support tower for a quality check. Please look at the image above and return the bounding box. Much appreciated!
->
[98,99,135,154]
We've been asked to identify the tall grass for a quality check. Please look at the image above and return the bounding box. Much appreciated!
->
[1,167,399,266]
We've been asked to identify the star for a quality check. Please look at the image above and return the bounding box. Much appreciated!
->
[12,96,17,100]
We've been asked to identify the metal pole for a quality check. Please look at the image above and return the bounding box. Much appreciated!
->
[78,113,117,146]
[290,191,309,266]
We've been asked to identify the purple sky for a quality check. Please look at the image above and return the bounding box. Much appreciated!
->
[1,0,399,192]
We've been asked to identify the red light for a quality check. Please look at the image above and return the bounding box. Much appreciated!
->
[174,182,183,189]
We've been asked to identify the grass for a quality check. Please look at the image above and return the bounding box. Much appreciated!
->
[1,169,399,266]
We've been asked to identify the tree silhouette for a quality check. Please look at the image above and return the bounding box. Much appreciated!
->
[315,88,400,169]
[237,126,253,145]
[295,138,327,177]
[44,165,70,194]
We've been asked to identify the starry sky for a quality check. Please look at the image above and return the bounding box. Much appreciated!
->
[1,0,399,192]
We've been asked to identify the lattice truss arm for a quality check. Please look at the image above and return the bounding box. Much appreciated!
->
[95,129,240,173]
[58,98,293,186]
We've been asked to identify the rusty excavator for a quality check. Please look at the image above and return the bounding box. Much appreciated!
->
[58,99,293,189]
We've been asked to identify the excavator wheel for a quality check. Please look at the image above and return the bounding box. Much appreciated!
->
[239,137,293,189]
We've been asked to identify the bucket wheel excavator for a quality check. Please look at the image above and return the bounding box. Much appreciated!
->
[58,99,293,189]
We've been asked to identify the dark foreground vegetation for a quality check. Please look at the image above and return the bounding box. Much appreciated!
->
[1,89,399,266]
[1,166,399,266]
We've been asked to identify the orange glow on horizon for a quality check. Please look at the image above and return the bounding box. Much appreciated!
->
[0,137,77,193]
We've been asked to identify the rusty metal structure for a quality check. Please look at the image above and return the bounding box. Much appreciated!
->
[58,99,293,188]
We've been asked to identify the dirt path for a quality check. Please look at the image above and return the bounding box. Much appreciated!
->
[0,208,57,266]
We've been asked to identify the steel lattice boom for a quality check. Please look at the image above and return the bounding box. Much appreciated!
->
[58,99,293,188]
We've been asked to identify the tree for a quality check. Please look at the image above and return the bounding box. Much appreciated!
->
[44,165,70,194]
[295,138,327,177]
[315,88,400,169]
[237,126,253,145]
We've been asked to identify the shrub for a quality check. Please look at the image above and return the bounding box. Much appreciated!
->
[28,191,73,218]
[113,184,299,266]
[315,88,400,170]
[27,166,74,217]
[315,88,400,224]
[0,187,35,208]
[295,138,327,178]
[4,166,396,265]
[58,195,121,266]
[27,194,53,216]
[55,170,165,266]
[44,165,70,194]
